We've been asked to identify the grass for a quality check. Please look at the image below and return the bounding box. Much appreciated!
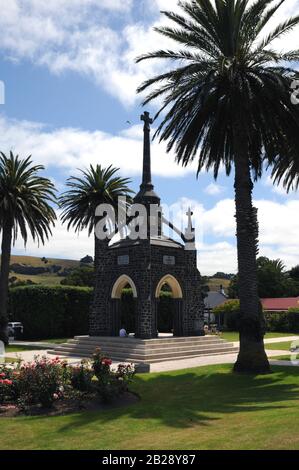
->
[12,273,66,286]
[9,255,80,269]
[6,345,48,353]
[5,254,82,286]
[265,342,294,351]
[207,277,230,293]
[1,364,299,450]
[220,331,298,342]
[4,357,19,363]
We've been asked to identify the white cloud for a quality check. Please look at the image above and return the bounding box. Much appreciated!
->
[0,114,197,178]
[204,183,226,196]
[11,195,299,275]
[1,0,296,107]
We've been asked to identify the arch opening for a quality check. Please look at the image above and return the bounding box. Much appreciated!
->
[155,274,183,299]
[111,274,137,299]
[155,275,183,336]
[111,275,137,337]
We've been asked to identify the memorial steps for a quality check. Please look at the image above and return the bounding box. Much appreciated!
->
[48,335,238,364]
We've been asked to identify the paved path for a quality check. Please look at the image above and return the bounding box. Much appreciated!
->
[5,336,299,372]
[5,347,298,372]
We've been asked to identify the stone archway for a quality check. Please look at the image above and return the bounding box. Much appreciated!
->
[111,274,138,299]
[155,275,183,336]
[111,275,138,336]
[155,274,183,299]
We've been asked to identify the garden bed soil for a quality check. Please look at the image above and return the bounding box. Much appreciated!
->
[0,391,139,417]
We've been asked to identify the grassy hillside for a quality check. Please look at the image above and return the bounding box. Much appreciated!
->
[3,254,232,290]
[207,277,231,293]
[9,255,80,269]
[6,254,81,286]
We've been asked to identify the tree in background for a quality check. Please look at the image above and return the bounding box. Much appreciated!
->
[137,0,299,373]
[228,257,299,298]
[0,152,56,344]
[61,265,95,287]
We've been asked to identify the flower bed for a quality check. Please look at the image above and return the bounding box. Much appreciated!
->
[0,348,135,416]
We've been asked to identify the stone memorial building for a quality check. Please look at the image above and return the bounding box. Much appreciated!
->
[90,112,204,339]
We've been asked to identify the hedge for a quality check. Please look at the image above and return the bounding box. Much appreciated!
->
[9,285,183,340]
[9,285,92,340]
[213,301,299,333]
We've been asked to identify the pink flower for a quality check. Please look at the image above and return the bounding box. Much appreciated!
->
[0,379,12,385]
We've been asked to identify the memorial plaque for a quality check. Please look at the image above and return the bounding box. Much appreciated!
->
[118,255,129,266]
[163,255,175,266]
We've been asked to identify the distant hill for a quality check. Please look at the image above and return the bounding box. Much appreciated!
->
[4,255,81,287]
[3,254,231,291]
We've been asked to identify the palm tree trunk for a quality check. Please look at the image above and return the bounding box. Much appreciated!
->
[0,222,12,345]
[233,146,270,374]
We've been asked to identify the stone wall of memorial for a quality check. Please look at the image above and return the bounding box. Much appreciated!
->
[90,238,204,339]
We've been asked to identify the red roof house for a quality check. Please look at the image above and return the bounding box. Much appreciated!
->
[261,297,299,312]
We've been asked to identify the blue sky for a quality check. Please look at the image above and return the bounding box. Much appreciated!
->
[0,0,299,275]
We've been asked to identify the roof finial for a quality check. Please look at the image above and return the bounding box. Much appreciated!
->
[185,207,195,248]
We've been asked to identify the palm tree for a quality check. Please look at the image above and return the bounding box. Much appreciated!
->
[136,0,299,373]
[59,164,133,331]
[0,152,56,344]
[60,164,133,241]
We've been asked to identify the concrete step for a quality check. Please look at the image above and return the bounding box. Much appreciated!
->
[53,341,235,356]
[73,335,225,345]
[48,347,238,363]
[48,335,239,364]
[63,339,230,352]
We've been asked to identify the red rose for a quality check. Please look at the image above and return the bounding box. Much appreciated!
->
[102,358,112,366]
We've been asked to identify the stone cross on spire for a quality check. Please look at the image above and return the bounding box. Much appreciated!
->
[140,111,153,189]
[185,207,195,246]
[134,111,160,211]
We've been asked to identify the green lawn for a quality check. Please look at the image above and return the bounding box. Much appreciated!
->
[265,342,294,351]
[1,364,299,450]
[220,331,297,342]
[6,345,48,353]
[4,357,19,363]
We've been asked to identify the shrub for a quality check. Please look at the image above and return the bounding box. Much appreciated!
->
[92,348,135,402]
[265,308,299,333]
[0,367,15,405]
[70,362,94,393]
[9,285,92,340]
[15,356,68,409]
[214,302,299,333]
[213,300,240,331]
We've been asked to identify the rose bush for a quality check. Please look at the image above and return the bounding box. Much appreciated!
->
[15,356,69,409]
[0,349,135,412]
[91,349,135,402]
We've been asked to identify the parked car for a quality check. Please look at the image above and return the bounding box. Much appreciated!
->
[7,322,24,340]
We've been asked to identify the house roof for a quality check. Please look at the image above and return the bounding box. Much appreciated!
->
[261,297,299,311]
[204,291,228,309]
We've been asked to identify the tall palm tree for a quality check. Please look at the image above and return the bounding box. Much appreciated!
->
[59,164,133,331]
[136,0,299,373]
[0,152,56,344]
[60,164,133,242]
